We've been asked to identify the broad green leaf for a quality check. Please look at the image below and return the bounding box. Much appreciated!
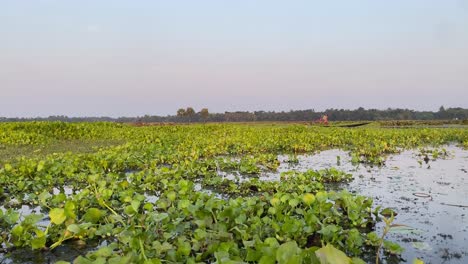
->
[144,259,162,264]
[315,192,328,202]
[383,241,404,255]
[153,212,169,222]
[67,224,81,234]
[177,240,192,256]
[49,208,66,225]
[73,256,93,264]
[276,241,302,264]
[38,191,52,205]
[95,246,113,257]
[83,208,104,223]
[4,163,13,172]
[178,199,191,209]
[246,248,262,261]
[131,200,140,212]
[270,197,280,207]
[4,211,20,225]
[64,200,76,219]
[288,198,299,208]
[303,193,316,205]
[259,255,276,264]
[31,235,46,249]
[31,230,46,249]
[11,225,23,237]
[351,258,366,264]
[167,191,177,201]
[315,244,350,264]
[37,161,45,172]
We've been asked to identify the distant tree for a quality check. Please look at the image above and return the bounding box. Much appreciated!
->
[177,108,186,117]
[185,107,195,122]
[3,106,467,124]
[437,106,447,119]
[186,107,195,116]
[199,108,209,122]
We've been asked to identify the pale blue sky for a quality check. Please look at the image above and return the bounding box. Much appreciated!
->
[1,0,467,117]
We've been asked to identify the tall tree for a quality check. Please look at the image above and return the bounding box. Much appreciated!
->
[199,108,209,122]
[185,107,195,122]
[176,108,186,117]
[185,107,195,116]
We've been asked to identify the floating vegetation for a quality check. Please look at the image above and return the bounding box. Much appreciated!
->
[0,122,467,263]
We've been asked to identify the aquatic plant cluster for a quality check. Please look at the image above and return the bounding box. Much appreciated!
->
[1,122,467,263]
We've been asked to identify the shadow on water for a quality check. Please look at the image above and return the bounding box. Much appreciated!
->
[1,241,100,264]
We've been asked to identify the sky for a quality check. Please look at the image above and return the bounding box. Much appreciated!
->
[1,0,467,117]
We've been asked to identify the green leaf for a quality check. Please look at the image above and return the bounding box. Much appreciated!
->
[83,208,104,223]
[259,255,276,264]
[303,193,316,205]
[49,208,67,225]
[383,241,404,255]
[270,197,280,206]
[178,199,191,209]
[351,258,366,264]
[64,200,76,219]
[31,230,46,249]
[73,256,93,264]
[37,161,45,172]
[246,248,262,262]
[167,191,177,201]
[143,203,154,211]
[315,244,350,264]
[315,192,328,202]
[131,200,140,213]
[95,246,113,257]
[280,194,291,203]
[38,191,52,205]
[67,224,81,234]
[11,225,23,237]
[288,199,299,208]
[4,163,13,172]
[144,259,162,264]
[124,205,137,215]
[153,212,169,222]
[177,240,192,257]
[276,241,302,264]
[4,210,20,225]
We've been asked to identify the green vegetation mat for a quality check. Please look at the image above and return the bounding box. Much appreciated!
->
[0,122,467,263]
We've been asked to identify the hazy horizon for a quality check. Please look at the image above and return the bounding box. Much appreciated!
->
[1,1,468,118]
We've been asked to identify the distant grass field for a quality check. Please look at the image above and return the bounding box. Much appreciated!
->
[0,139,125,162]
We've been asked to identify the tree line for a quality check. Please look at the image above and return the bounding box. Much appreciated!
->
[1,106,467,123]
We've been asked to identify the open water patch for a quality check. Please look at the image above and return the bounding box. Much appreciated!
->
[265,146,468,264]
